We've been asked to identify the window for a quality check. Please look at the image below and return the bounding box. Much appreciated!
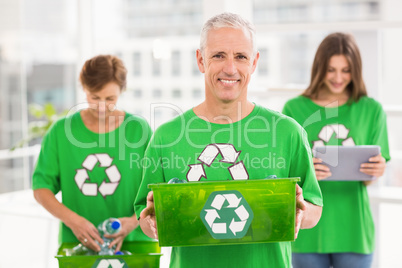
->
[153,88,162,98]
[192,88,202,99]
[152,55,161,76]
[172,88,181,98]
[0,0,77,193]
[257,48,268,76]
[133,52,141,76]
[133,89,142,98]
[172,50,181,76]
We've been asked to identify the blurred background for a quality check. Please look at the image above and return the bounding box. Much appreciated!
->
[0,0,401,267]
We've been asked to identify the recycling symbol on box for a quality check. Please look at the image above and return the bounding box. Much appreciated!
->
[92,258,127,268]
[200,190,254,239]
[74,153,121,198]
[187,143,248,181]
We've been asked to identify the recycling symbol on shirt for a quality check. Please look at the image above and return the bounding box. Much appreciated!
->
[187,143,248,181]
[312,124,355,150]
[74,153,121,198]
[200,190,254,239]
[92,258,127,268]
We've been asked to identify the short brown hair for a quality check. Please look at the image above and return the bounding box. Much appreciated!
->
[79,55,127,92]
[303,32,367,101]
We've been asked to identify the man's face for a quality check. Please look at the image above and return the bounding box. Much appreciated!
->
[196,27,259,104]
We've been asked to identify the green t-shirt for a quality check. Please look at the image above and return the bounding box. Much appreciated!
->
[32,111,153,243]
[134,104,323,268]
[282,96,391,254]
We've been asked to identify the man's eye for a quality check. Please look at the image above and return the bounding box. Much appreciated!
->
[213,54,223,58]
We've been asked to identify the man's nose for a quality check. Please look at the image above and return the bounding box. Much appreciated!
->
[223,58,237,75]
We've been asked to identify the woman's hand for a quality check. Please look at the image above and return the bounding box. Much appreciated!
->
[104,215,139,251]
[313,157,331,181]
[67,214,103,252]
[360,153,386,185]
[33,188,103,251]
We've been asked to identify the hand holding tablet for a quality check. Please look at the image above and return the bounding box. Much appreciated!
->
[313,146,381,181]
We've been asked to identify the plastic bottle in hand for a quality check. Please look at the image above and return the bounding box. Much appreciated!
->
[98,218,121,236]
[97,218,121,255]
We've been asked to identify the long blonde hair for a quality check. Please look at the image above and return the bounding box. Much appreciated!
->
[303,32,367,101]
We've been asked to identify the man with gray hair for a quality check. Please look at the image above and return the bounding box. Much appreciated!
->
[135,12,323,267]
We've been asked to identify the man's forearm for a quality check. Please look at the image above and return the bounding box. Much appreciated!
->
[301,202,322,229]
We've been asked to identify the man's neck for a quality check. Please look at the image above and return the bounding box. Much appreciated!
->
[193,100,255,124]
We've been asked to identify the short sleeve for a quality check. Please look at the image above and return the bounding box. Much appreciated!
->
[371,104,391,162]
[282,101,293,117]
[134,133,165,218]
[32,121,61,194]
[289,125,323,207]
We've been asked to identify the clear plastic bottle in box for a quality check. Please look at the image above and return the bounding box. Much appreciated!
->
[97,218,121,255]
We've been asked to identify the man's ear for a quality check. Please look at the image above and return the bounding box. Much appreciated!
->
[251,51,260,74]
[196,49,205,73]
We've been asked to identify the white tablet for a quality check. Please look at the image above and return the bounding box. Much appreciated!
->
[313,145,380,181]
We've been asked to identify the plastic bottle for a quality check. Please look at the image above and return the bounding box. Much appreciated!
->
[115,250,132,255]
[97,240,115,255]
[98,218,121,236]
[70,243,96,256]
[168,177,187,184]
[97,218,121,255]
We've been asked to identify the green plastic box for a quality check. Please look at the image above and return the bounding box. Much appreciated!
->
[56,240,162,268]
[149,178,300,247]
